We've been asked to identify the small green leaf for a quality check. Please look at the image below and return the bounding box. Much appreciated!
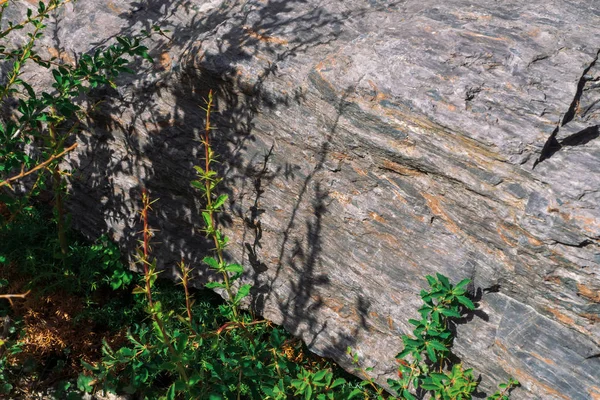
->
[436,273,451,289]
[234,284,252,303]
[166,383,176,400]
[1,383,13,394]
[132,285,146,295]
[440,307,462,318]
[330,378,346,389]
[402,389,416,400]
[426,343,437,362]
[225,263,244,274]
[202,211,213,229]
[428,340,448,352]
[189,374,202,386]
[212,194,228,209]
[455,278,471,289]
[313,369,328,381]
[396,348,412,359]
[304,384,313,400]
[205,281,225,289]
[203,256,219,269]
[76,374,95,393]
[421,383,441,390]
[457,295,475,310]
[52,69,62,85]
[425,275,437,287]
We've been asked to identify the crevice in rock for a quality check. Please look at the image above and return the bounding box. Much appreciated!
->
[562,51,599,126]
[533,50,600,168]
[553,239,595,248]
[465,84,483,109]
[533,124,561,168]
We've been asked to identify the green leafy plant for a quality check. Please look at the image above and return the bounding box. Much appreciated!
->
[191,90,251,321]
[382,273,518,400]
[78,190,357,399]
[77,93,362,400]
[76,94,518,400]
[0,0,158,255]
[0,276,27,395]
[0,205,132,298]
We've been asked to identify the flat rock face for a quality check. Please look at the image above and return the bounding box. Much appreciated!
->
[17,0,600,398]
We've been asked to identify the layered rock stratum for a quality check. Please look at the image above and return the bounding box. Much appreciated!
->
[12,0,600,398]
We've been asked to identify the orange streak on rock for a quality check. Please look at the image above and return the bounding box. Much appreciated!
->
[530,352,556,366]
[369,212,385,223]
[580,313,600,323]
[330,191,352,205]
[496,223,518,247]
[494,339,570,400]
[589,386,600,400]
[243,26,289,45]
[107,0,122,13]
[158,52,172,71]
[422,193,461,235]
[544,275,562,285]
[47,47,76,65]
[382,160,421,176]
[577,283,600,303]
[546,307,574,325]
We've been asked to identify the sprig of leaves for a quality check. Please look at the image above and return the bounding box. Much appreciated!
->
[385,274,518,400]
[191,90,250,321]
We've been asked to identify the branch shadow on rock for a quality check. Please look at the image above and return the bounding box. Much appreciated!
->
[61,0,397,374]
[65,0,345,280]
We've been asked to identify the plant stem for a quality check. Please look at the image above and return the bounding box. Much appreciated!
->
[48,123,68,255]
[141,189,154,305]
[140,189,189,384]
[0,143,77,189]
[0,290,31,306]
[201,90,238,320]
[0,0,74,42]
[179,259,196,331]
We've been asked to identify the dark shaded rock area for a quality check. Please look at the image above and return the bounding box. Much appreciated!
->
[10,0,600,398]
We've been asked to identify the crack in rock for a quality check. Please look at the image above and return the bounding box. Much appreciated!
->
[534,49,600,168]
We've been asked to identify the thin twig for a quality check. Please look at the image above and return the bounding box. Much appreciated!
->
[0,143,78,189]
[0,290,31,307]
[0,0,74,39]
[0,290,31,300]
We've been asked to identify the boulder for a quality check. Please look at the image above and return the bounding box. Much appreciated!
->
[17,0,600,398]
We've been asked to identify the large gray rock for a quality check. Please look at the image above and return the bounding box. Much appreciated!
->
[14,0,600,398]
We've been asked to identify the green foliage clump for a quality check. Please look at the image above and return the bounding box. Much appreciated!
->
[384,274,518,400]
[77,92,364,400]
[0,278,24,395]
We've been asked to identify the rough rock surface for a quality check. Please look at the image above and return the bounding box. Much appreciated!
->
[13,0,600,398]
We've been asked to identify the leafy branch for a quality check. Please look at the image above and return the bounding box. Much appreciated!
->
[0,142,77,189]
[191,90,251,321]
[383,274,518,400]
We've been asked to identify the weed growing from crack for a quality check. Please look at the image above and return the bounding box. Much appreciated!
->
[349,274,519,400]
